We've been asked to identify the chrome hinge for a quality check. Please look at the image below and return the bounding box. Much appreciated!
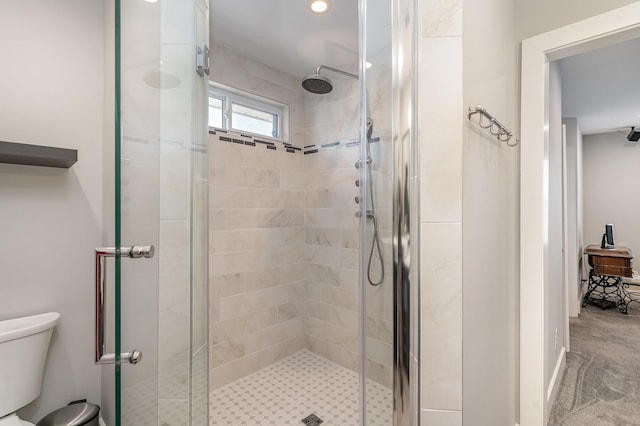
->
[196,44,210,76]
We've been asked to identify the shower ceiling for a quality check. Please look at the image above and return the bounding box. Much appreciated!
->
[210,0,390,79]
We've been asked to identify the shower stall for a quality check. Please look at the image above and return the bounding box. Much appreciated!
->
[102,0,418,423]
[208,0,419,424]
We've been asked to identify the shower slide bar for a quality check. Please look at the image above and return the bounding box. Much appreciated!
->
[468,105,520,147]
[94,245,154,365]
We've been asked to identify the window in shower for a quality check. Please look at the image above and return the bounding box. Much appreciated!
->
[208,83,286,140]
[208,95,224,128]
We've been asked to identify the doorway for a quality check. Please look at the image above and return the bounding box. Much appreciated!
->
[520,3,640,425]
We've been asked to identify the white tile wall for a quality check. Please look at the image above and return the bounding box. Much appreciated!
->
[302,137,394,388]
[420,223,462,410]
[419,37,463,223]
[419,0,464,420]
[421,409,463,426]
[302,146,363,373]
[209,135,306,389]
[420,0,463,37]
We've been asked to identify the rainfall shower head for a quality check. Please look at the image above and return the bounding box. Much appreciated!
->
[302,74,333,94]
[301,65,358,94]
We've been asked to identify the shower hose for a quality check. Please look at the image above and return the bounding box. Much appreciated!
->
[365,118,385,287]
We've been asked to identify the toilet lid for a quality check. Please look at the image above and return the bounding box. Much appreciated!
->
[36,403,99,426]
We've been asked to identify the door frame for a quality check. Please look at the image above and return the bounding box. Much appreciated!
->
[562,123,570,354]
[519,3,640,425]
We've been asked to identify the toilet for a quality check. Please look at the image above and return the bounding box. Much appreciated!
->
[0,312,60,426]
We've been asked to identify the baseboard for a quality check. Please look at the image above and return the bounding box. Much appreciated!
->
[547,346,567,403]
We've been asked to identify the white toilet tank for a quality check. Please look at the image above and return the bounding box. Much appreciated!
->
[0,312,60,418]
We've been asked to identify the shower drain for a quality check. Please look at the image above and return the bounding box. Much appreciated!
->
[301,413,324,425]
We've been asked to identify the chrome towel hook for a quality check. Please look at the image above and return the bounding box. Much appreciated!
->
[468,105,520,147]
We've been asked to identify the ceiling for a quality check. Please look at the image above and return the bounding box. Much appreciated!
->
[558,36,640,135]
[210,0,359,80]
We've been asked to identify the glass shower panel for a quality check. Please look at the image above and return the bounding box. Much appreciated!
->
[117,0,161,424]
[190,1,210,424]
[114,0,208,425]
[361,1,394,424]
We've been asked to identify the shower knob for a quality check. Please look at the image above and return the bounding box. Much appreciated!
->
[355,157,372,169]
[356,210,375,219]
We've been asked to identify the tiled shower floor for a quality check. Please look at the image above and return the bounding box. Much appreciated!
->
[210,350,392,425]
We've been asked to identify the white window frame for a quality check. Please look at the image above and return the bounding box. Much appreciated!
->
[208,82,288,141]
[208,93,225,130]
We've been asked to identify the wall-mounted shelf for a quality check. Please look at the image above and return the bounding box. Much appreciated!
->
[0,141,77,168]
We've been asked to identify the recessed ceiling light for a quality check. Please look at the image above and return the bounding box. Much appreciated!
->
[309,0,330,13]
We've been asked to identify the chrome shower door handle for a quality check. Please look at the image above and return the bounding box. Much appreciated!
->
[94,245,154,365]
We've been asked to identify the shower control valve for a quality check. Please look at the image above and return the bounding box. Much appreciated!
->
[354,157,372,169]
[355,210,375,219]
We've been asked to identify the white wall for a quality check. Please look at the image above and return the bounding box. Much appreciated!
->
[583,132,640,255]
[0,1,104,422]
[461,0,519,424]
[515,0,639,40]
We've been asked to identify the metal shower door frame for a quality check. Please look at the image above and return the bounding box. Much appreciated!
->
[358,0,420,424]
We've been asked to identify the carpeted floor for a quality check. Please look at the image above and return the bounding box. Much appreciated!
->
[549,303,640,425]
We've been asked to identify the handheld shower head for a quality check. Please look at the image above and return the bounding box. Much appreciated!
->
[301,65,358,94]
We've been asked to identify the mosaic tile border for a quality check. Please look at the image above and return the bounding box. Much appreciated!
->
[209,128,389,155]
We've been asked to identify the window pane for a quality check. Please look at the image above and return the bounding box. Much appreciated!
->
[231,102,277,138]
[208,97,223,128]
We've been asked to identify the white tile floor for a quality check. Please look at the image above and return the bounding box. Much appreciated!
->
[210,350,392,426]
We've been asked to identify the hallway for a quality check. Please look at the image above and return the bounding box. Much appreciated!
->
[549,303,640,425]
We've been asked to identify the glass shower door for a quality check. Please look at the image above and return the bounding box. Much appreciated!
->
[361,0,419,424]
[360,0,394,424]
[111,0,209,425]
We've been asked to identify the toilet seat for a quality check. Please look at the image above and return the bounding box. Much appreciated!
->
[0,414,35,426]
